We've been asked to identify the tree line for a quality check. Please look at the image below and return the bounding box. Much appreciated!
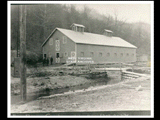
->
[11,4,151,57]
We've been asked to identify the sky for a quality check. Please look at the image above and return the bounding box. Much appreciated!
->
[74,4,151,24]
[8,1,152,24]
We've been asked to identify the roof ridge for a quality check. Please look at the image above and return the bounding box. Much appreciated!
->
[42,27,137,48]
[57,27,112,37]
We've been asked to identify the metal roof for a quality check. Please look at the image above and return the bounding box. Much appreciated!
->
[70,23,85,28]
[41,27,137,48]
[104,29,113,33]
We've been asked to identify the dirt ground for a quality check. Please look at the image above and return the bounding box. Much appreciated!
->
[10,76,151,113]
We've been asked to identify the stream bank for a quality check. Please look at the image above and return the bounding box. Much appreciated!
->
[11,75,122,105]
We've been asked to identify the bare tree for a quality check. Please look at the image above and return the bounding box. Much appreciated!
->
[113,9,127,36]
[113,9,127,27]
[102,13,114,28]
[27,5,55,40]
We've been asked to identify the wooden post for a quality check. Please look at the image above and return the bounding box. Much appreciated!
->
[19,5,27,102]
[17,5,20,57]
[132,64,134,72]
[43,4,47,40]
[120,62,122,81]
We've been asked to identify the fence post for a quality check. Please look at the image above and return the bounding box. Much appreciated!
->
[120,62,123,81]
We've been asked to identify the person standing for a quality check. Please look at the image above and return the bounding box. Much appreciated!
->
[43,57,46,66]
[50,57,53,65]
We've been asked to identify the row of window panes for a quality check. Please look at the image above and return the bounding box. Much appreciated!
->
[81,52,134,57]
[72,26,84,32]
[53,52,134,58]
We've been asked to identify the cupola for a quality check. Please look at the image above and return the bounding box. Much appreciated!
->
[103,29,113,37]
[70,23,85,32]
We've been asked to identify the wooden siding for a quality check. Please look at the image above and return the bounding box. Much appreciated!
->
[43,30,75,64]
[76,43,136,63]
[43,30,136,64]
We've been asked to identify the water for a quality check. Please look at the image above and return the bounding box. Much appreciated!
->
[37,78,121,98]
[11,78,121,105]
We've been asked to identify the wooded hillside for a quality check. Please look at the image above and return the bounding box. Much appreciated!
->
[11,4,151,57]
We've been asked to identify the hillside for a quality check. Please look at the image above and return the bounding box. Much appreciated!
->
[11,4,151,57]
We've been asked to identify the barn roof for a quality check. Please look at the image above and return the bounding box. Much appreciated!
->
[70,23,85,28]
[41,27,137,48]
[104,29,113,33]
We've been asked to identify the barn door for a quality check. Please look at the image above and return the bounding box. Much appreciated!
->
[56,52,60,63]
[55,39,60,63]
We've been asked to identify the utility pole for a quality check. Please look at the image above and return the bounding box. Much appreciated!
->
[19,5,27,101]
[17,5,20,57]
[43,4,47,40]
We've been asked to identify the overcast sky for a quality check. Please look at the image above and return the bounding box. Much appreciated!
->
[9,1,152,24]
[75,4,151,24]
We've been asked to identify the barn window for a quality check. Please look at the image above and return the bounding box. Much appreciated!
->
[72,26,76,31]
[99,52,102,57]
[49,38,53,45]
[80,52,84,57]
[132,53,134,56]
[56,53,59,58]
[90,52,94,57]
[107,53,110,56]
[114,53,117,56]
[77,27,80,32]
[64,52,68,57]
[126,53,129,56]
[63,36,67,44]
[44,54,46,58]
[121,53,123,57]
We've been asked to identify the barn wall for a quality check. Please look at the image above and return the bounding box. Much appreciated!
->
[43,29,136,64]
[139,55,148,62]
[76,43,136,63]
[42,30,75,64]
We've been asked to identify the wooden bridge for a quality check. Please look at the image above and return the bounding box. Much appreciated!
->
[44,62,150,80]
[122,71,149,80]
